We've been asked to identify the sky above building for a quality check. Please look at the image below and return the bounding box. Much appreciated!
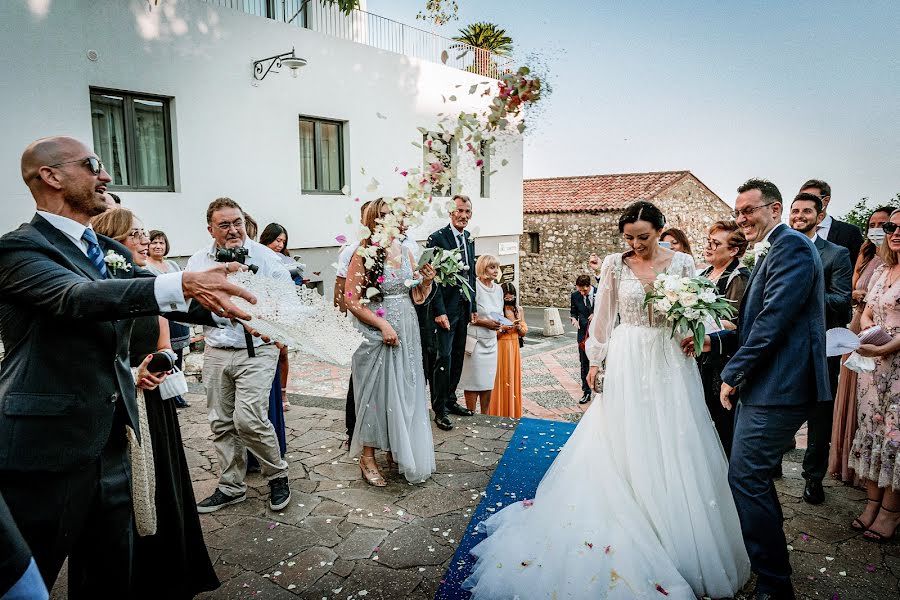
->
[375,0,899,215]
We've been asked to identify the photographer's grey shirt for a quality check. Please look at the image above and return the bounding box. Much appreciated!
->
[186,237,291,349]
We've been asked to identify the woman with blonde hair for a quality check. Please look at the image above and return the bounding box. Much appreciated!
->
[459,254,504,414]
[90,208,219,598]
[345,198,437,486]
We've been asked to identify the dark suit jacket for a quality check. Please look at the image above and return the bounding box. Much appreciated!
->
[826,218,864,266]
[713,225,831,406]
[814,236,853,330]
[569,288,595,342]
[425,225,476,321]
[0,214,212,472]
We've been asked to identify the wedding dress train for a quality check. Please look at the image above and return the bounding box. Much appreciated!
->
[463,252,750,599]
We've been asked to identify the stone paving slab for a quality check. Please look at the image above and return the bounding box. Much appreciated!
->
[47,331,898,600]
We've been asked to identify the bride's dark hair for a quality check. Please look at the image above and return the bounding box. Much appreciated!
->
[618,200,666,232]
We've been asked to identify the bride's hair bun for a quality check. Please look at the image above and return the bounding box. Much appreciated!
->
[618,200,666,232]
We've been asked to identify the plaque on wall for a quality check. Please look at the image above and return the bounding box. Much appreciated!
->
[498,241,519,256]
[499,264,516,283]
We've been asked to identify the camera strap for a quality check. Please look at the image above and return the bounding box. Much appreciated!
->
[245,330,256,358]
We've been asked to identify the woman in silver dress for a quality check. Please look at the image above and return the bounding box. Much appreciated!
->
[345,198,437,486]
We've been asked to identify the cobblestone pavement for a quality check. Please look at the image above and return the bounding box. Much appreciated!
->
[47,329,898,599]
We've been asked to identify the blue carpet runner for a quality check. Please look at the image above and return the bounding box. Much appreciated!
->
[434,417,576,600]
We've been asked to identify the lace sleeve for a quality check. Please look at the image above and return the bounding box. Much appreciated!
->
[585,254,619,366]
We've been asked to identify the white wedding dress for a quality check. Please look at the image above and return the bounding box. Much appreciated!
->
[463,252,750,599]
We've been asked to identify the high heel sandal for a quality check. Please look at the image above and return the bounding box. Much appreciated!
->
[851,498,881,531]
[359,456,387,487]
[863,506,899,543]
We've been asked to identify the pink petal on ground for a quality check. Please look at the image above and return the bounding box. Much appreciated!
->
[865,564,876,573]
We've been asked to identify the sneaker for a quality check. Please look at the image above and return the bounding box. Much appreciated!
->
[268,476,291,511]
[196,489,246,513]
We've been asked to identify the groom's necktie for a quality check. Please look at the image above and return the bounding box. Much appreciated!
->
[82,228,109,279]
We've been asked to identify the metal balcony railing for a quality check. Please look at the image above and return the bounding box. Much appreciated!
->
[201,0,514,78]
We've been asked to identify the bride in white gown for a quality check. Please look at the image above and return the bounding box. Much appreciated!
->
[463,201,750,599]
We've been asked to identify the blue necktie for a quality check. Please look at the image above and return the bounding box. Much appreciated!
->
[82,228,109,279]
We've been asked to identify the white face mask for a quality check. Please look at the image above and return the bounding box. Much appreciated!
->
[867,228,886,247]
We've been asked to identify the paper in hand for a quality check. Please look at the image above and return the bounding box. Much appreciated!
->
[489,311,514,326]
[826,327,860,357]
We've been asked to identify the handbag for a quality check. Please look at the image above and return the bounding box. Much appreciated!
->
[465,334,478,356]
[158,365,189,400]
[127,388,157,537]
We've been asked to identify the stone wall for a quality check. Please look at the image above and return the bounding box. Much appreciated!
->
[519,176,732,307]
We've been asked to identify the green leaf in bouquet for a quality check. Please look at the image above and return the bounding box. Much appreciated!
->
[693,321,706,356]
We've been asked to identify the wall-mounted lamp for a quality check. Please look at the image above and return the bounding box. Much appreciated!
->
[252,47,308,81]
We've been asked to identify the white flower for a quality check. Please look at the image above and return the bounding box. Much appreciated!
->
[683,307,699,320]
[698,290,718,304]
[679,291,699,307]
[663,276,681,292]
[104,250,131,274]
[655,298,673,312]
[754,240,771,255]
[665,290,680,302]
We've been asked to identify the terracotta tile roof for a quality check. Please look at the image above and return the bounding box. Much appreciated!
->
[524,171,712,213]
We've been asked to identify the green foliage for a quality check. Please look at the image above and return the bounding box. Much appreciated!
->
[417,0,459,26]
[452,22,514,56]
[841,194,900,230]
[842,197,874,231]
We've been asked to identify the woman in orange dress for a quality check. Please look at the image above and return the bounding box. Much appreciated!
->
[489,283,527,418]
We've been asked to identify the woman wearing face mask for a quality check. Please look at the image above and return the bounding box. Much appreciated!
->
[848,208,900,542]
[488,282,527,419]
[829,206,895,484]
[463,201,750,600]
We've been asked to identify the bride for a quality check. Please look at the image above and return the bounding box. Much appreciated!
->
[463,201,750,599]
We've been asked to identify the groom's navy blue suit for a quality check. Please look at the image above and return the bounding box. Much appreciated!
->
[712,223,830,596]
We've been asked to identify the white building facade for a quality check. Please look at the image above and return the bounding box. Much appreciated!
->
[0,0,523,293]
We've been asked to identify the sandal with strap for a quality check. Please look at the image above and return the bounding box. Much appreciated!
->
[851,498,882,531]
[863,506,899,543]
[359,456,387,487]
[385,452,397,470]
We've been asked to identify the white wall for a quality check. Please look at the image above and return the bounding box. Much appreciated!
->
[0,0,523,287]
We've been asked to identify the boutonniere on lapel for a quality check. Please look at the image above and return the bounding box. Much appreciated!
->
[104,250,132,275]
[742,240,770,270]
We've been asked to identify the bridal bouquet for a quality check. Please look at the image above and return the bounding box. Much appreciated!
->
[644,274,736,355]
[429,247,474,302]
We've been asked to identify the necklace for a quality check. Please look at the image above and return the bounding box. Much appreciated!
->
[885,265,900,289]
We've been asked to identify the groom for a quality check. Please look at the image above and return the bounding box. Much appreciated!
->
[690,179,830,600]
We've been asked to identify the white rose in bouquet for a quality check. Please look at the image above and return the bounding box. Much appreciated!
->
[683,307,699,320]
[679,291,699,307]
[655,298,673,312]
[698,290,718,304]
[663,275,682,292]
[665,290,680,302]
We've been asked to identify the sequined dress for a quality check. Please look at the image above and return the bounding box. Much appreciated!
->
[349,251,436,483]
[463,252,750,599]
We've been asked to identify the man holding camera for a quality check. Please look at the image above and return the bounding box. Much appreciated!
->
[187,198,293,513]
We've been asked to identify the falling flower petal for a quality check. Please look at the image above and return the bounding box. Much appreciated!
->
[335,234,347,244]
[375,307,386,317]
[655,584,669,596]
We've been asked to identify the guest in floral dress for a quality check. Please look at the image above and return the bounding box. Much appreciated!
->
[829,206,894,483]
[848,208,900,542]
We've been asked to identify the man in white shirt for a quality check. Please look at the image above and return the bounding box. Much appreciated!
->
[187,198,293,514]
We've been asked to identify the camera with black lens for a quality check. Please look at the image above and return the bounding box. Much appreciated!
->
[215,246,258,273]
